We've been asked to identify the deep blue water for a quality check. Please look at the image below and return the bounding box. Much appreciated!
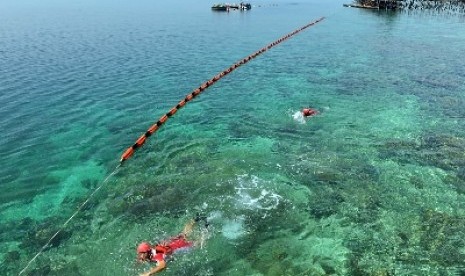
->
[1,0,465,275]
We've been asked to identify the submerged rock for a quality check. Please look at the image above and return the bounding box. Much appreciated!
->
[308,187,345,219]
[30,267,51,276]
[457,167,465,181]
[420,209,465,266]
[379,134,465,171]
[20,219,71,251]
[3,250,20,264]
[49,260,83,276]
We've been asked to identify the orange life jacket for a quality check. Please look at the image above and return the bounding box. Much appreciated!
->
[155,244,172,255]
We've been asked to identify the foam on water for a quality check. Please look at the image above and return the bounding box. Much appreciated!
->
[292,110,306,124]
[233,175,282,212]
[221,216,246,240]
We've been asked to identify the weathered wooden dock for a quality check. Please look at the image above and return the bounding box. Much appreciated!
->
[344,0,465,10]
[344,0,398,9]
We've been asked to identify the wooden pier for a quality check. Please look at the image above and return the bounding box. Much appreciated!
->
[344,0,465,11]
[344,0,398,9]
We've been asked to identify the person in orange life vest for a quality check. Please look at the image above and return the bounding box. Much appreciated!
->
[137,216,207,276]
[302,108,318,117]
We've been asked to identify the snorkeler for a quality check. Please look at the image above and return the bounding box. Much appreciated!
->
[302,108,318,117]
[136,216,208,276]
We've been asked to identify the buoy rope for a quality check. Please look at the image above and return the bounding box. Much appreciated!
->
[18,164,121,275]
[119,16,325,163]
[18,16,325,275]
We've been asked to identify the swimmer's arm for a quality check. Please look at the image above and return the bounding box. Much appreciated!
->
[139,260,166,276]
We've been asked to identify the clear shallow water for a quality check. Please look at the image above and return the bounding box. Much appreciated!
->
[1,0,465,275]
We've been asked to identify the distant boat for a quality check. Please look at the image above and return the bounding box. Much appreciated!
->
[238,3,252,10]
[211,3,252,11]
[211,4,229,11]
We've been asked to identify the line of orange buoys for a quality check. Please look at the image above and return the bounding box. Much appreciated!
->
[120,16,325,163]
[18,18,326,275]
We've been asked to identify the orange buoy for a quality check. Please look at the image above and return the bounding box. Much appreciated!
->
[302,108,318,117]
[120,147,134,162]
[147,124,159,134]
[177,99,186,108]
[193,89,201,96]
[135,135,146,147]
[167,107,177,116]
[159,114,168,124]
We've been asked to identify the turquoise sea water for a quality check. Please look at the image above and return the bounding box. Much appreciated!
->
[2,0,465,275]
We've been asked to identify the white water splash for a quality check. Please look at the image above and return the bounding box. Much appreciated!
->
[221,216,246,240]
[292,110,306,124]
[234,175,282,211]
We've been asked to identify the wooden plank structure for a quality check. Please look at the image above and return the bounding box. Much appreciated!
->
[344,0,465,10]
[344,0,398,9]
